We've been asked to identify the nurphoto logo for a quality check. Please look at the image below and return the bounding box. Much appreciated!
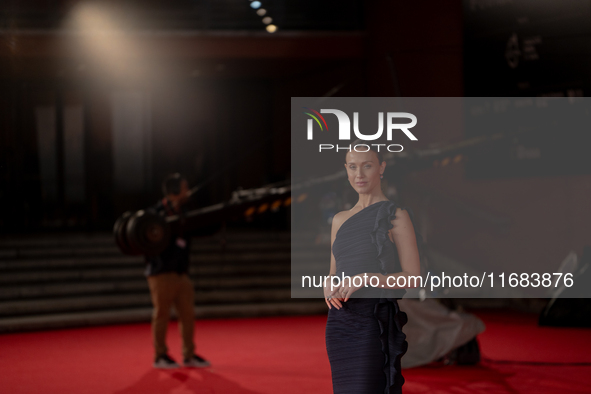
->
[303,108,418,153]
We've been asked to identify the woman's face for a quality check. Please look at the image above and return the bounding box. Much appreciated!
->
[344,150,385,194]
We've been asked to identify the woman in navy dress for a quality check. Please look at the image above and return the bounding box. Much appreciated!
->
[324,144,422,394]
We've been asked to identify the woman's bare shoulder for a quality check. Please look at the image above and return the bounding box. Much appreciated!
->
[394,206,408,217]
[332,210,349,226]
[390,207,414,234]
[331,210,353,232]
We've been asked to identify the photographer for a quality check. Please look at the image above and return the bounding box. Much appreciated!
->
[145,173,210,369]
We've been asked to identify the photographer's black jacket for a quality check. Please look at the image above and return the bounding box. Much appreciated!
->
[144,198,191,277]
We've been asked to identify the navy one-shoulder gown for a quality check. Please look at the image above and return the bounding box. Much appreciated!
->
[326,200,411,394]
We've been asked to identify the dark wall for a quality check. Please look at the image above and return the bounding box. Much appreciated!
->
[364,0,464,97]
[0,77,279,231]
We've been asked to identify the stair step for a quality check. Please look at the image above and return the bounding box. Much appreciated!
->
[0,262,291,284]
[0,231,291,249]
[0,276,292,300]
[0,300,328,333]
[0,251,291,270]
[0,288,293,317]
[0,244,292,261]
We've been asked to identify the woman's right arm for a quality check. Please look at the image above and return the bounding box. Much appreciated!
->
[325,212,344,310]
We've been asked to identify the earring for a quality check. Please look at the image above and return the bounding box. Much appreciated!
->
[380,174,383,179]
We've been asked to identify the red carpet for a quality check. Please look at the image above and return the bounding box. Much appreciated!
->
[1,310,590,393]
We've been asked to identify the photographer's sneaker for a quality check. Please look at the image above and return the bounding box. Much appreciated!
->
[183,354,211,368]
[153,354,180,369]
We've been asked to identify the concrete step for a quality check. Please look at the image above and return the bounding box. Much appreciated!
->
[0,288,293,317]
[0,300,328,333]
[0,242,293,260]
[0,261,291,284]
[0,250,292,271]
[0,275,292,300]
[0,230,291,249]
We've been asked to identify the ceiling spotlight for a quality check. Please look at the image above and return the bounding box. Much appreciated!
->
[256,8,266,16]
[266,24,277,33]
[250,1,261,9]
[262,16,272,24]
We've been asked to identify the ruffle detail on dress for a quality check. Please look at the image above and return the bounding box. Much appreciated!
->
[370,201,425,279]
[370,200,399,274]
[374,298,408,394]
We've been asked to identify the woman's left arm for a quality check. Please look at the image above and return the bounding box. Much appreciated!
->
[371,208,421,289]
[339,208,422,301]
